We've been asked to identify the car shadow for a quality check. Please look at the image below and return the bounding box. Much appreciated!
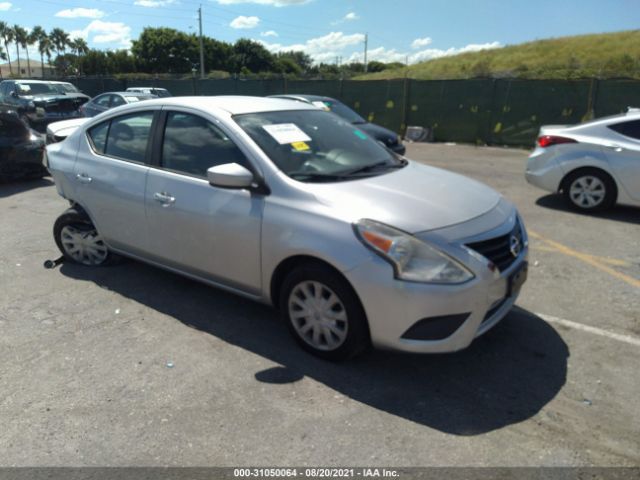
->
[536,193,640,225]
[0,176,53,198]
[59,260,568,436]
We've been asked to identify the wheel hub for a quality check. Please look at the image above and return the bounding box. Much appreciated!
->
[288,281,348,351]
[60,225,108,266]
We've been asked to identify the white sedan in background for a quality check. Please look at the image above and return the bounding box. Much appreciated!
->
[526,109,640,212]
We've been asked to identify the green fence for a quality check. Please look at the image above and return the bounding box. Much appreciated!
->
[68,77,640,147]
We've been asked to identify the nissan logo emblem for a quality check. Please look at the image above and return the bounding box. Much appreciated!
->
[509,235,522,258]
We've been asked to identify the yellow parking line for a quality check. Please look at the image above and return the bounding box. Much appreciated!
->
[528,230,640,289]
[529,245,632,267]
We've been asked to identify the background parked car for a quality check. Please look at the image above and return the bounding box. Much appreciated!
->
[81,92,156,117]
[526,109,640,211]
[126,87,172,97]
[0,108,46,182]
[270,94,406,155]
[0,80,89,132]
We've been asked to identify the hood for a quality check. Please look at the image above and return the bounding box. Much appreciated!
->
[357,122,399,144]
[23,93,88,105]
[307,161,501,233]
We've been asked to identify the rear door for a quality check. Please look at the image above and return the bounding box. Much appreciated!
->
[144,108,264,294]
[73,109,158,255]
[604,119,640,201]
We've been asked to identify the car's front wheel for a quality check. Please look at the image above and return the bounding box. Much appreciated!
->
[53,207,111,266]
[280,263,370,361]
[563,169,616,212]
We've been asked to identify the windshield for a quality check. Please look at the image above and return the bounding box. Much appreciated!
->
[322,100,366,124]
[17,83,57,95]
[53,83,79,93]
[234,110,403,182]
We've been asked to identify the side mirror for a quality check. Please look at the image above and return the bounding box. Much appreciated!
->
[207,163,254,189]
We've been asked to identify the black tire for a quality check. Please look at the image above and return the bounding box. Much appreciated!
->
[279,263,370,361]
[562,168,616,212]
[53,207,115,266]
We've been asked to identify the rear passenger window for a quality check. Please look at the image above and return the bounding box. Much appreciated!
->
[104,112,154,163]
[88,122,109,154]
[161,112,248,177]
[608,120,640,140]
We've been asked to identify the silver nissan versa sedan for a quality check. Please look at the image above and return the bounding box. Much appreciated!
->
[45,96,528,360]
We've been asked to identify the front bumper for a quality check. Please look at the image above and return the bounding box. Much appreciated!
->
[26,110,83,130]
[344,216,529,353]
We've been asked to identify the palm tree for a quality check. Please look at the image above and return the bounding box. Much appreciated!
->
[31,26,50,78]
[69,37,89,75]
[0,22,14,76]
[13,25,28,77]
[0,48,6,79]
[50,28,69,58]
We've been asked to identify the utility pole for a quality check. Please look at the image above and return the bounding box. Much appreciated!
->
[363,32,368,72]
[198,5,205,79]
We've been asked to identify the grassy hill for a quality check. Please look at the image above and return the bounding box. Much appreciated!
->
[357,30,640,80]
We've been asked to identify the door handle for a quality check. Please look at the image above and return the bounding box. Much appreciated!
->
[153,192,176,206]
[76,173,92,184]
[605,144,624,152]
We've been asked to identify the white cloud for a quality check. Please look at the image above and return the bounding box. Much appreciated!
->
[261,30,279,37]
[331,11,359,25]
[411,37,432,49]
[0,2,13,11]
[348,41,503,65]
[55,8,105,19]
[134,0,177,6]
[260,31,365,64]
[69,20,132,48]
[217,0,310,6]
[230,15,260,29]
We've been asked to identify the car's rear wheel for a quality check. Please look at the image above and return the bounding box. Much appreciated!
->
[563,169,616,212]
[280,263,370,361]
[54,207,112,266]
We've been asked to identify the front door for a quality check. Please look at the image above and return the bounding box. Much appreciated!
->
[144,110,263,294]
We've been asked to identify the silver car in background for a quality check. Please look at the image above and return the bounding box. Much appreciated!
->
[45,96,528,360]
[526,109,640,211]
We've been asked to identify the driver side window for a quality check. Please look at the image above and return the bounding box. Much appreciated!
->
[161,112,248,178]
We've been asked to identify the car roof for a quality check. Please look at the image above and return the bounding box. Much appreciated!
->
[270,94,337,103]
[97,91,156,97]
[127,87,169,90]
[99,96,318,115]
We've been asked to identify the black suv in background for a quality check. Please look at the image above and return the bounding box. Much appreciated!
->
[0,80,89,131]
[0,107,46,182]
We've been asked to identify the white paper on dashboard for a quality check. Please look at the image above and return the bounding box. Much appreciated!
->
[262,123,312,144]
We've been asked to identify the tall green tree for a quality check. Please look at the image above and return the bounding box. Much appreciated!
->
[31,26,51,78]
[50,28,69,59]
[231,38,275,73]
[0,22,13,75]
[69,37,89,74]
[13,25,28,76]
[131,27,199,73]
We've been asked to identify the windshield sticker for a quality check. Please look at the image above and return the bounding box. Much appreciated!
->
[311,101,331,111]
[263,123,311,145]
[354,129,367,140]
[291,141,310,151]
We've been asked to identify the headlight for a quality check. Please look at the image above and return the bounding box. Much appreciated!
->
[353,219,474,284]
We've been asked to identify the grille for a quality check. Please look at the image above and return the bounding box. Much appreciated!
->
[46,99,76,113]
[467,223,523,272]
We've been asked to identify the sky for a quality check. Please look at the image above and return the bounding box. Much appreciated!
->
[0,0,639,65]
